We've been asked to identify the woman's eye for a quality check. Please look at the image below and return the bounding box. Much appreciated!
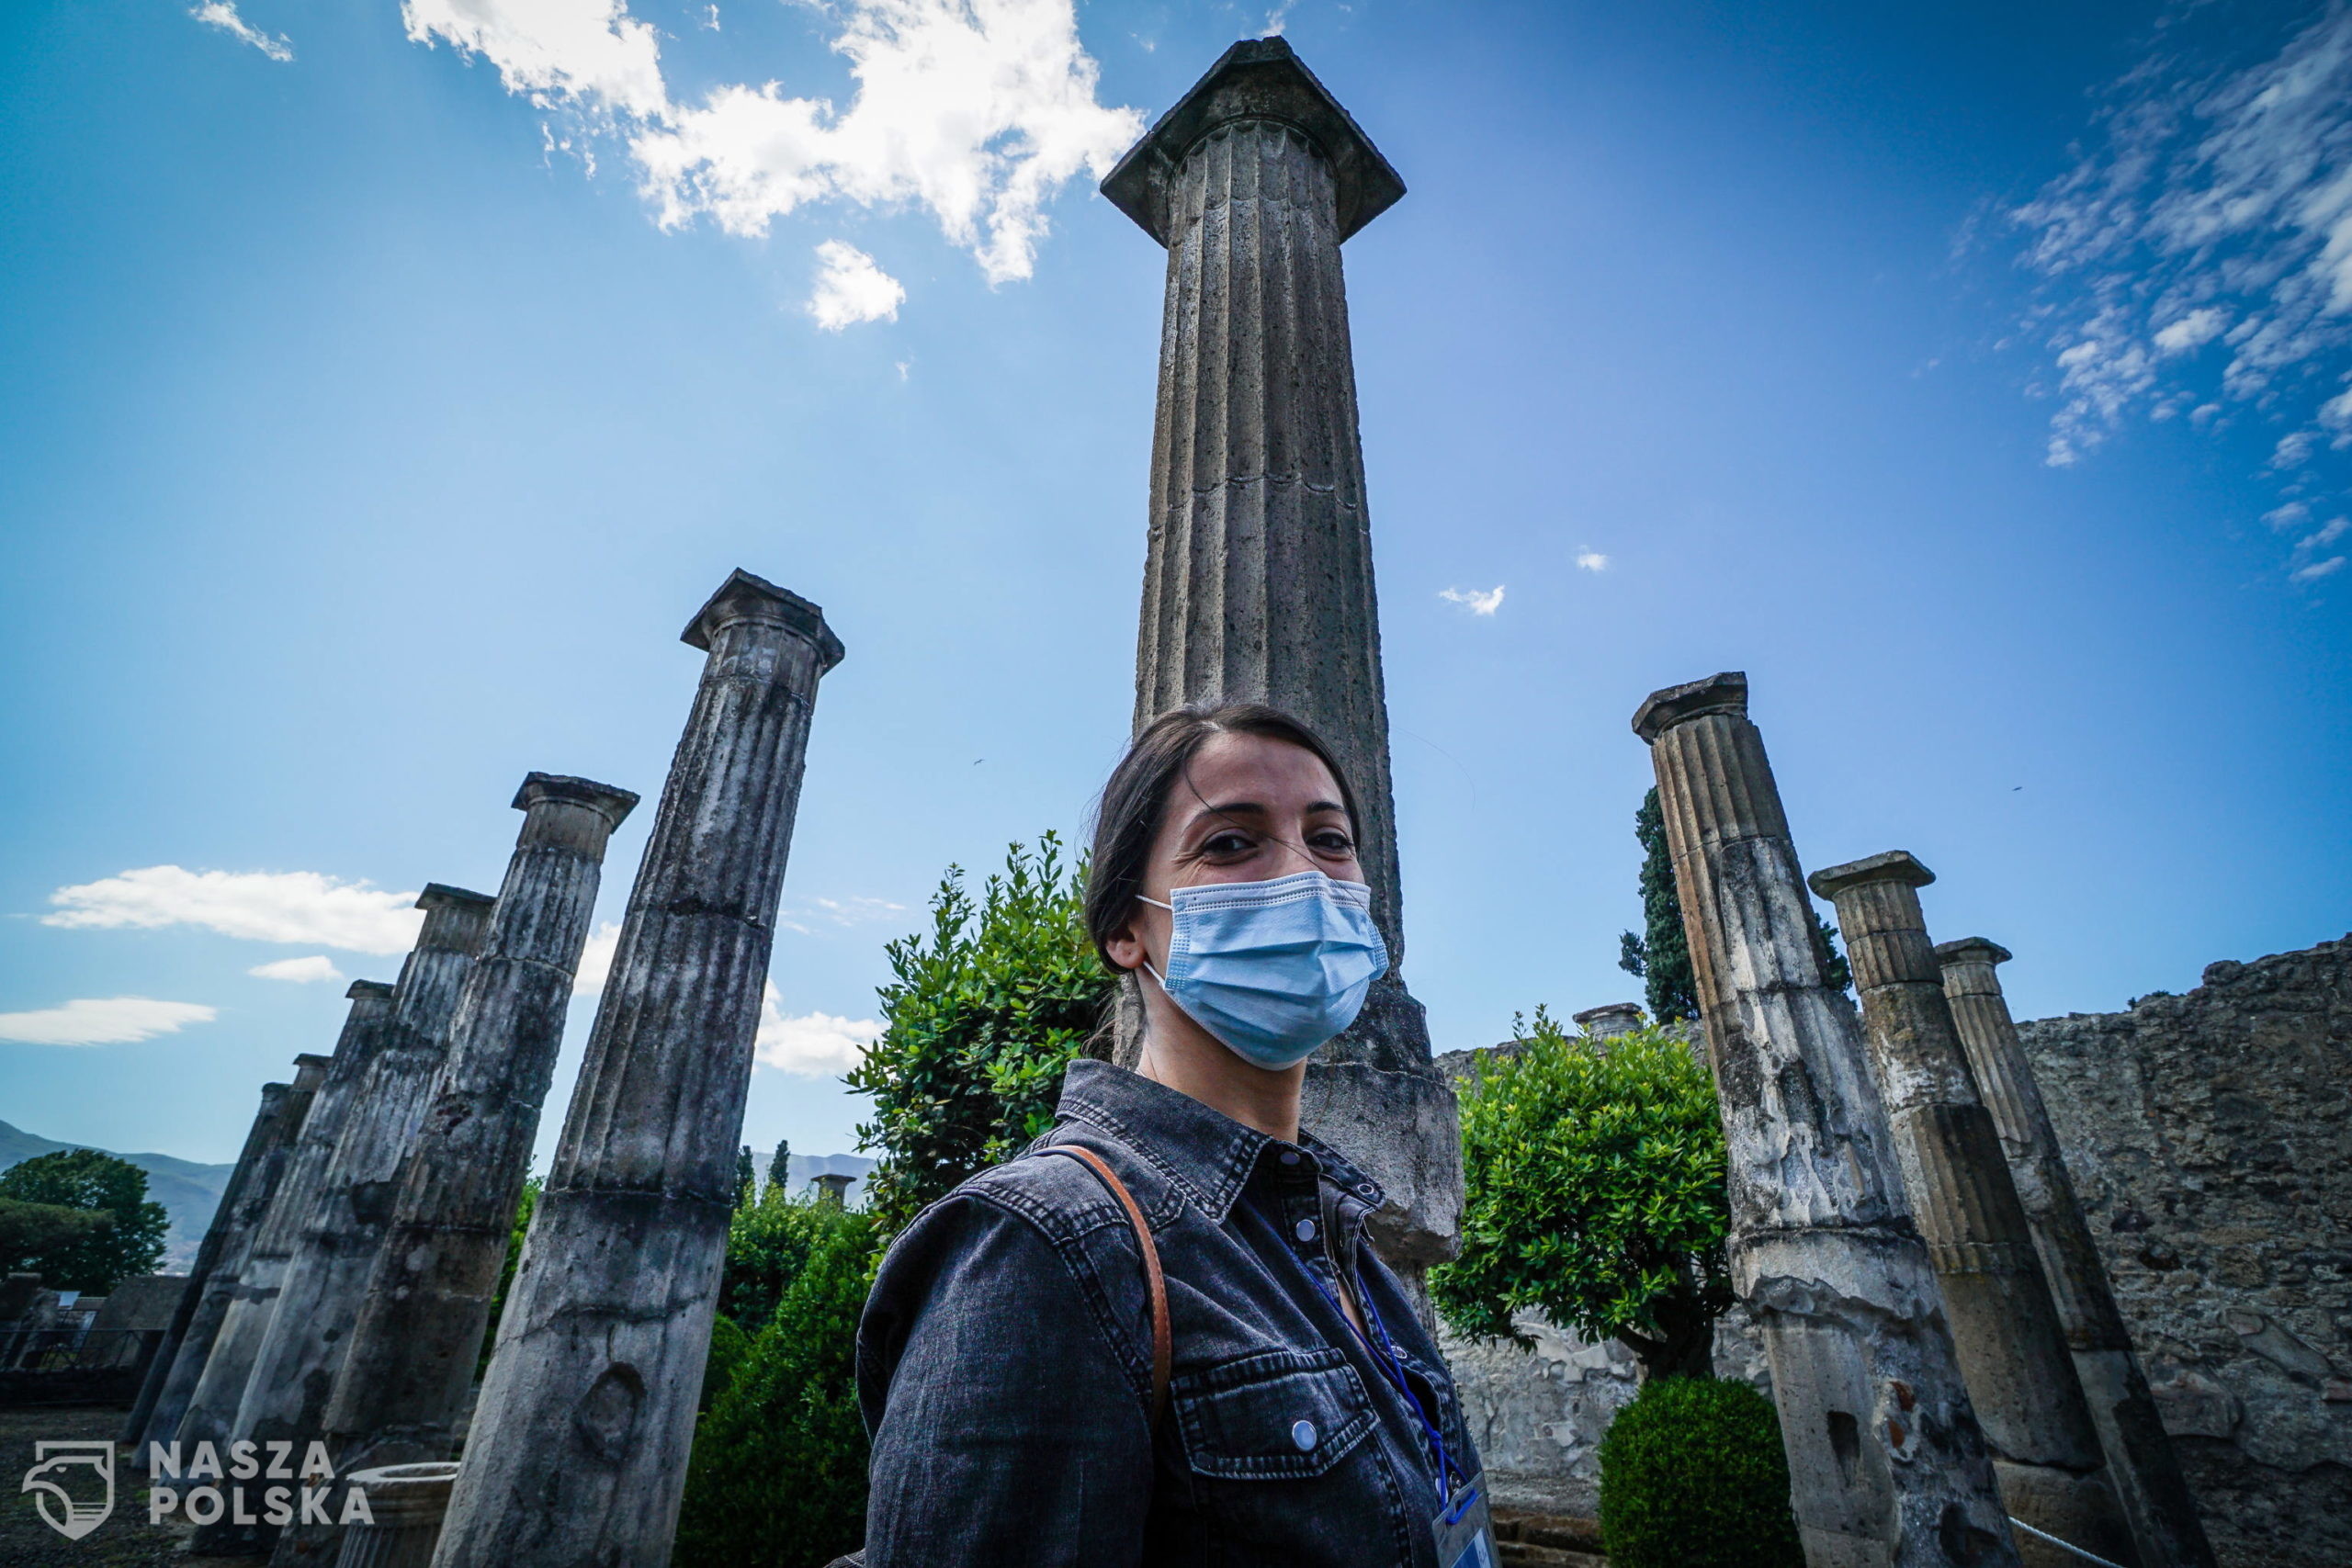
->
[1202,832,1253,855]
[1311,832,1355,853]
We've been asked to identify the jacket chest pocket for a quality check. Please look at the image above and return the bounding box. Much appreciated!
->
[1175,1347,1377,1480]
[1170,1347,1415,1564]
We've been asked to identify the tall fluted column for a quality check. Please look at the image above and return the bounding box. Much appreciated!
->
[1935,939,2214,1568]
[179,983,395,1454]
[279,775,638,1565]
[196,886,494,1555]
[1634,672,2015,1568]
[1811,854,2135,1568]
[123,1072,301,1450]
[1103,37,1458,1286]
[431,570,842,1568]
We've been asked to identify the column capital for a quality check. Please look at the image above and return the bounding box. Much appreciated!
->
[345,980,395,1003]
[512,772,640,829]
[291,1053,333,1091]
[1934,936,2012,969]
[1631,671,1747,743]
[1808,849,1935,900]
[414,885,496,953]
[682,568,845,671]
[1101,37,1405,246]
[1572,1002,1645,1039]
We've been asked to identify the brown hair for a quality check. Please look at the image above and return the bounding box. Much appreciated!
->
[1083,703,1363,972]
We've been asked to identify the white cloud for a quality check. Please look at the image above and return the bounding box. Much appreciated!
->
[0,998,218,1047]
[401,0,666,119]
[2263,501,2312,531]
[45,867,424,953]
[1439,585,1505,616]
[248,955,345,984]
[2290,555,2346,581]
[2011,6,2352,534]
[406,0,1141,288]
[2153,306,2229,355]
[2302,515,2351,550]
[1575,551,1609,572]
[191,2,293,62]
[808,240,905,330]
[752,983,881,1076]
[571,919,623,995]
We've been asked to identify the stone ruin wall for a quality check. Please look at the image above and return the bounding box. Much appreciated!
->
[1439,936,2350,1566]
[2017,935,2351,1568]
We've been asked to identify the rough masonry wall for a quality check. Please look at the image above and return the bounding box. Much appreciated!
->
[2017,936,2352,1568]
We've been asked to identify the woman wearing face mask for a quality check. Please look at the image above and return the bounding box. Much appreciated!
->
[852,703,1490,1568]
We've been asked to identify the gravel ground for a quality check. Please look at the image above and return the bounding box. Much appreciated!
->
[2,1404,267,1567]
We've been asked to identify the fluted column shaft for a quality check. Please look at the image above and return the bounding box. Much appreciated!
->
[178,983,395,1454]
[194,887,492,1554]
[431,570,842,1568]
[123,1076,297,1449]
[281,776,638,1565]
[1937,941,2214,1568]
[1634,672,2015,1568]
[1113,40,1458,1291]
[1813,855,2132,1568]
[1142,118,1398,944]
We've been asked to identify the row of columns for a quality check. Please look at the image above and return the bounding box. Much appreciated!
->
[127,567,838,1568]
[1635,671,2211,1568]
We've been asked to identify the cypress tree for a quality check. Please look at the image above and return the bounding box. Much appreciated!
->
[735,1145,756,1210]
[1618,788,1700,1023]
[766,1137,792,1198]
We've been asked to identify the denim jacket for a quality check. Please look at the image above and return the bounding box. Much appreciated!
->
[856,1057,1479,1567]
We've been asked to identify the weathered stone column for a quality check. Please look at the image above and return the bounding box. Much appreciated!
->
[275,775,638,1564]
[123,1075,298,1449]
[336,1462,458,1568]
[1811,853,2135,1568]
[430,570,842,1568]
[197,886,494,1555]
[178,983,395,1455]
[1936,938,2215,1568]
[1634,672,2016,1568]
[1103,37,1459,1288]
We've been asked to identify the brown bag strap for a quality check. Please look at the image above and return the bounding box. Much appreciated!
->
[1038,1144,1170,1427]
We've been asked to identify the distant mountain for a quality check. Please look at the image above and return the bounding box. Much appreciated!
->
[0,1121,235,1272]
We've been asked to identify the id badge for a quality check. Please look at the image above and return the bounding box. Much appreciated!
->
[1431,1471,1496,1568]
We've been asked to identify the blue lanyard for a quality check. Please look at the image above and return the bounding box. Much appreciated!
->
[1306,1264,1464,1505]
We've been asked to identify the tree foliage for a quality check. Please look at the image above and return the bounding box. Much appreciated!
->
[766,1136,791,1199]
[1617,788,1700,1023]
[734,1145,756,1209]
[847,833,1114,1231]
[1618,785,1850,1011]
[1599,1376,1803,1568]
[0,1149,168,1293]
[676,1195,880,1567]
[1432,1011,1733,1382]
[717,1179,843,1331]
[0,1198,113,1278]
[479,1175,539,1374]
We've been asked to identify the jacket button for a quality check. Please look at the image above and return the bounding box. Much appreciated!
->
[1279,1150,1302,1167]
[1292,1419,1318,1451]
[1295,1218,1317,1243]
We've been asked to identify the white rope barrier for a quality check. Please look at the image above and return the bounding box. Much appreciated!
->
[2006,1515,2130,1568]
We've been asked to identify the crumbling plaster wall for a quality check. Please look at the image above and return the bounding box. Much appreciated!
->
[2017,936,2352,1568]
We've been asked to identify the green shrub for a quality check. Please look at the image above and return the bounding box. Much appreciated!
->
[700,1314,751,1414]
[718,1181,835,1331]
[0,1148,168,1292]
[847,833,1113,1231]
[1599,1376,1803,1568]
[1433,1010,1732,1381]
[675,1198,881,1567]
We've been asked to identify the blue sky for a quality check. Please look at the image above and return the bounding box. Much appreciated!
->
[3,0,2347,1168]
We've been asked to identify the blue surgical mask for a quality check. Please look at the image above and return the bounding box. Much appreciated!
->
[1140,870,1390,1070]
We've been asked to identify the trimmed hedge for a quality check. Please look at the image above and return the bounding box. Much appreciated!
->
[1598,1376,1804,1568]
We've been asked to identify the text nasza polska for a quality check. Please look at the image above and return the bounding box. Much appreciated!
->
[143,1441,376,1528]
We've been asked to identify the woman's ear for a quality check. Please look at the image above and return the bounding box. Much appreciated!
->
[1103,917,1145,975]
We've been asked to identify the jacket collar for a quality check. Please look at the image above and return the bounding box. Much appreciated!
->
[1054,1057,1386,1224]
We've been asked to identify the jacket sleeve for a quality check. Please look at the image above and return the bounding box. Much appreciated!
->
[857,1190,1156,1568]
